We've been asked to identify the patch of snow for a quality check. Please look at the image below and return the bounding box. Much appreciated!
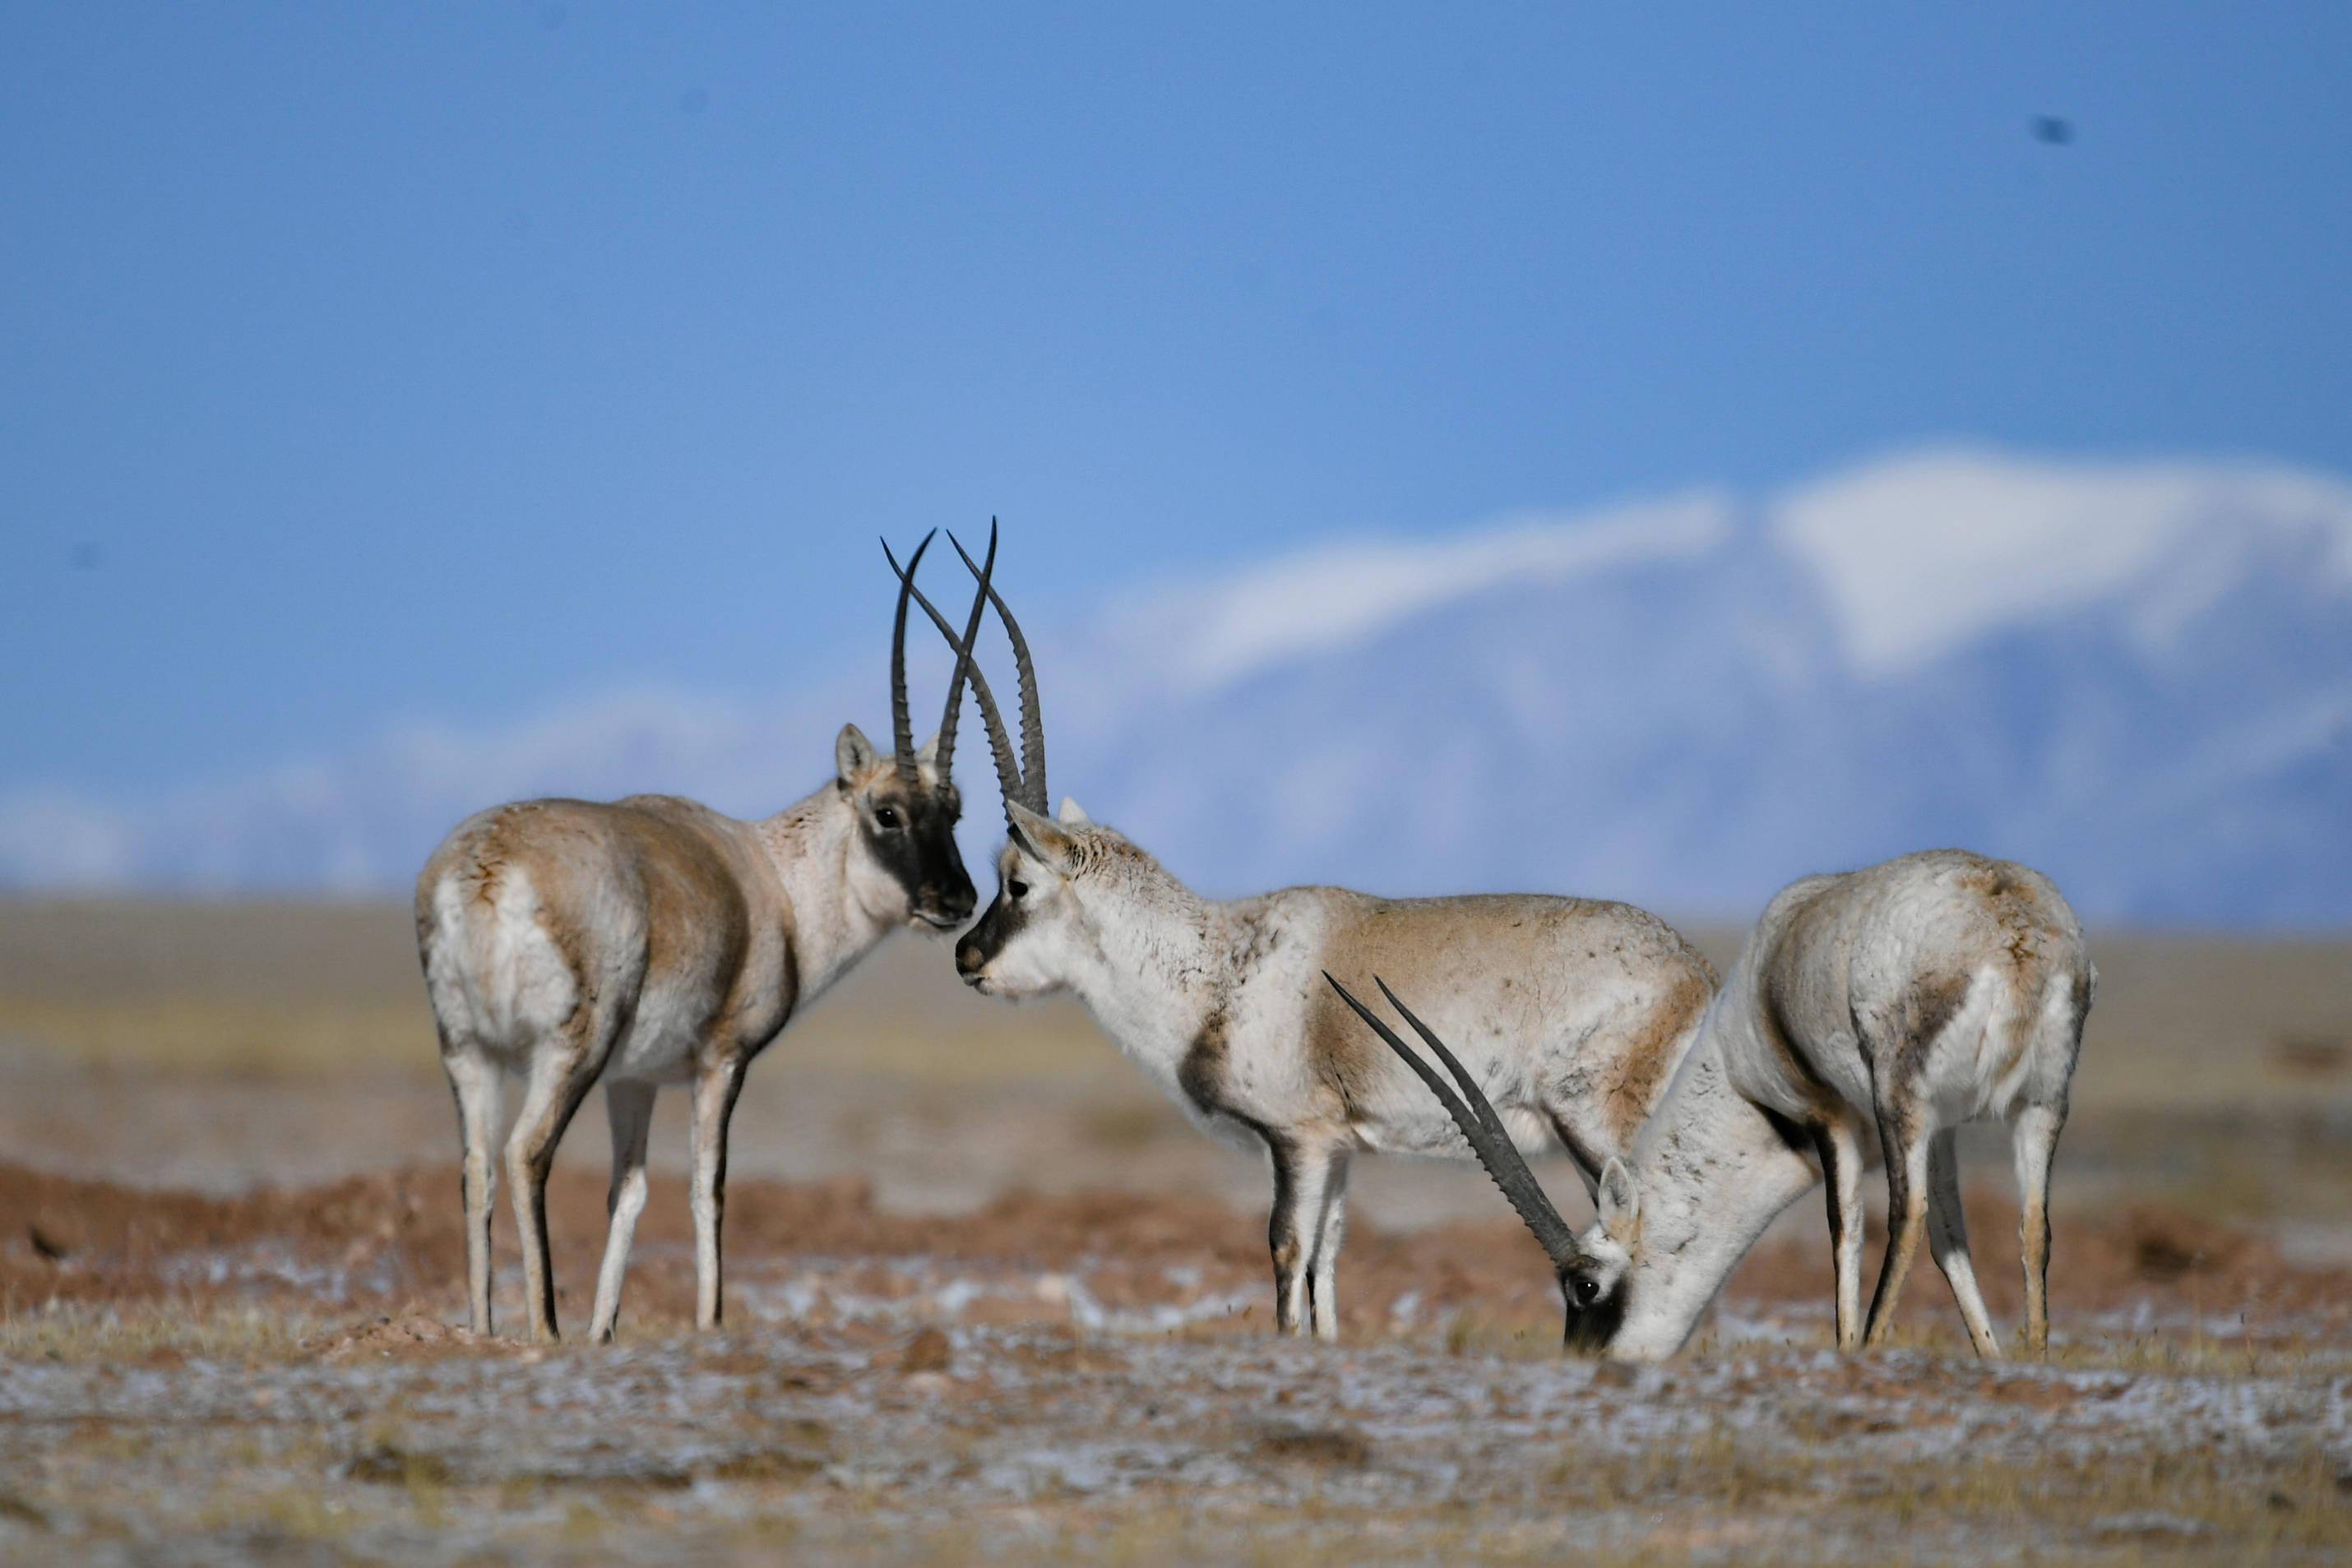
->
[1771,447,2352,677]
[1133,492,1735,693]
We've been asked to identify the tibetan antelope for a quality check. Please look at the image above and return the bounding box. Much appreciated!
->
[887,538,1719,1341]
[1336,849,2095,1360]
[415,530,996,1343]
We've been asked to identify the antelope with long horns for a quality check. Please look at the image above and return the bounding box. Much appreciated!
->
[888,539,1720,1340]
[415,530,996,1343]
[1336,849,2095,1359]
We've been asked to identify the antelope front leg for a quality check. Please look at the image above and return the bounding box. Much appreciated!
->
[1266,1138,1340,1337]
[688,1057,748,1331]
[1306,1151,1351,1342]
[1813,1117,1866,1351]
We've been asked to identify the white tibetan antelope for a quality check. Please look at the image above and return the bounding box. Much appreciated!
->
[415,530,998,1343]
[1336,849,2095,1359]
[889,539,1719,1341]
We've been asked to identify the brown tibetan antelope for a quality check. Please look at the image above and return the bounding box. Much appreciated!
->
[887,535,1720,1341]
[1336,849,2095,1359]
[415,530,997,1343]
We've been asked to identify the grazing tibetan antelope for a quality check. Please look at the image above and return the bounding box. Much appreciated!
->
[1336,849,2095,1360]
[887,537,1719,1341]
[415,530,996,1343]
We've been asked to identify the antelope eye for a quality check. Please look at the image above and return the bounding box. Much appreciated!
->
[1007,879,1030,900]
[1575,1277,1600,1304]
[874,807,901,829]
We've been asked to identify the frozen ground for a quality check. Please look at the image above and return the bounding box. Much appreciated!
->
[2,904,2349,1563]
[2,1162,2349,1566]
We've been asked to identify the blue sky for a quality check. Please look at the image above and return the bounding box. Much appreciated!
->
[5,3,2348,800]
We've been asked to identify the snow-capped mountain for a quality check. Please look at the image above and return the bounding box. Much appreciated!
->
[7,447,2350,927]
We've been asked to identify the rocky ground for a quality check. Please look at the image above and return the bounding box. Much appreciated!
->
[3,905,2349,1563]
[2,1161,2348,1566]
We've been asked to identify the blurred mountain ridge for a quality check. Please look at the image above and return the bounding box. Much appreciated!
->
[7,446,2349,927]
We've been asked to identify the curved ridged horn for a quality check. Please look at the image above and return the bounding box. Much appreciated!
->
[881,539,1026,827]
[932,520,998,784]
[1324,973,1587,1272]
[949,524,1046,812]
[887,530,938,783]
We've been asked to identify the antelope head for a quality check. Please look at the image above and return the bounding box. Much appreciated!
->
[879,525,1109,999]
[843,529,994,933]
[956,793,1129,1000]
[1325,974,1643,1351]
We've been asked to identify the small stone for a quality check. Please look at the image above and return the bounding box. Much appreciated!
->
[897,1327,953,1375]
[1255,1424,1372,1467]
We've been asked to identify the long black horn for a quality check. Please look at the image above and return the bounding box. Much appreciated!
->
[1324,973,1586,1271]
[933,520,998,785]
[1376,977,1521,1156]
[881,539,1026,827]
[886,530,937,783]
[949,524,1046,812]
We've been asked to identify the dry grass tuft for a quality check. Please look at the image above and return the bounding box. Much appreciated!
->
[0,1300,322,1362]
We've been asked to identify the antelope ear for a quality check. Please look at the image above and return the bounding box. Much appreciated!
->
[836,724,878,784]
[1057,796,1090,826]
[1598,1158,1641,1245]
[1007,799,1083,874]
[915,731,942,769]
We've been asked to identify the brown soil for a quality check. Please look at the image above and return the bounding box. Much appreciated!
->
[6,1160,2344,1345]
[1730,1198,2348,1321]
[7,1158,2350,1566]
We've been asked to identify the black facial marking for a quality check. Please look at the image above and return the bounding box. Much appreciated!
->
[956,873,1030,978]
[1562,1269,1629,1352]
[861,784,974,924]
